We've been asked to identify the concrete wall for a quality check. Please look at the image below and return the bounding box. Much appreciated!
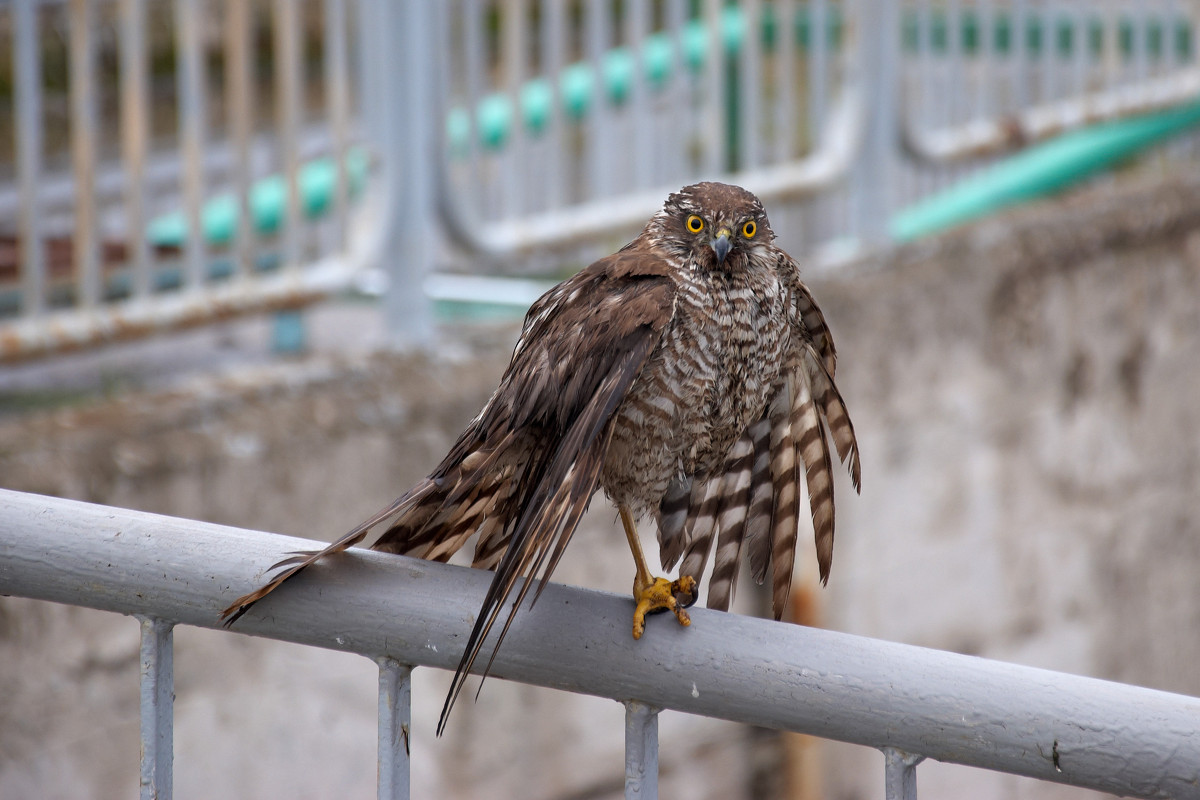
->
[2,170,1199,799]
[817,172,1200,799]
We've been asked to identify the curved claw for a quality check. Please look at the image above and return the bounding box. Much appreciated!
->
[672,575,698,609]
[631,576,696,640]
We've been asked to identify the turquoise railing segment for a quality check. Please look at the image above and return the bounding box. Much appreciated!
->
[891,100,1200,242]
[146,148,370,248]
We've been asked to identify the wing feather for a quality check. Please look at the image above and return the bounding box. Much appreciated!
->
[767,384,800,620]
[656,477,693,569]
[792,273,837,374]
[705,434,756,611]
[791,369,836,587]
[675,475,723,585]
[437,335,656,734]
[801,346,861,492]
[742,415,776,585]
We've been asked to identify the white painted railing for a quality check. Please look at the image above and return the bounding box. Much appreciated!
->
[2,488,1198,800]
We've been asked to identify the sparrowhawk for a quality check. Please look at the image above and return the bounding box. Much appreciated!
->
[223,182,860,733]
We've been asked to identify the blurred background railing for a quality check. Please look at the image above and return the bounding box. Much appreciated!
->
[2,0,1200,359]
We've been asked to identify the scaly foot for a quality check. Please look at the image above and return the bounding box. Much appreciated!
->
[631,575,698,639]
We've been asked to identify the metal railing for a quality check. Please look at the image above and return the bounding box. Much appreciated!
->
[433,0,863,251]
[3,487,1199,800]
[4,1,1200,354]
[1,0,365,360]
[901,0,1200,162]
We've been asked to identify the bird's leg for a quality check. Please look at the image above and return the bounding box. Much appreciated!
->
[619,505,698,639]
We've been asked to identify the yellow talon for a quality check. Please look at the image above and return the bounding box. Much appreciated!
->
[632,575,698,640]
[619,504,699,639]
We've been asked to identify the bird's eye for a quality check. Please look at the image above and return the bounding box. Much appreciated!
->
[685,215,704,234]
[742,220,757,239]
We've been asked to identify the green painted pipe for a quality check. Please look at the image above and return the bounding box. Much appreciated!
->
[891,100,1200,242]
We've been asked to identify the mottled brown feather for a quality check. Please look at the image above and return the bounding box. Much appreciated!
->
[676,476,723,582]
[767,386,800,620]
[705,434,755,611]
[742,415,776,585]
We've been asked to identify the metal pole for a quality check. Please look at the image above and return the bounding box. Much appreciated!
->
[225,0,254,279]
[623,701,660,799]
[377,658,412,800]
[586,0,615,197]
[883,747,924,800]
[273,0,302,269]
[175,0,207,289]
[323,0,351,251]
[14,0,45,317]
[138,616,175,800]
[69,0,100,308]
[851,0,900,247]
[120,0,152,300]
[368,0,436,346]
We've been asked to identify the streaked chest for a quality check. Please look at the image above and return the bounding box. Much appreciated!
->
[610,257,791,481]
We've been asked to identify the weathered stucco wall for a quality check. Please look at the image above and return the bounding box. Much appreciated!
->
[816,173,1200,799]
[3,170,1199,799]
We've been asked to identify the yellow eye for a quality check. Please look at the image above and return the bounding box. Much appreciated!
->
[742,220,757,239]
[685,215,704,233]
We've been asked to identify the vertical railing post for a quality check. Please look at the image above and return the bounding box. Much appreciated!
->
[14,0,45,318]
[272,0,302,270]
[69,0,100,308]
[623,700,660,800]
[119,0,151,301]
[137,616,175,800]
[224,0,254,281]
[358,0,436,346]
[377,658,412,800]
[851,0,900,247]
[882,746,924,800]
[323,0,352,251]
[174,0,207,291]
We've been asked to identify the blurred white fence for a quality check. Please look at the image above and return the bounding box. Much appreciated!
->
[2,0,1199,358]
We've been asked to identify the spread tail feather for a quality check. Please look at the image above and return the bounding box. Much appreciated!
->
[219,479,437,626]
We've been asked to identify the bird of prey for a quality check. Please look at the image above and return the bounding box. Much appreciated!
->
[222,182,860,733]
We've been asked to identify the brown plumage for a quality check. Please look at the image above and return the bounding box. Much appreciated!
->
[221,182,860,733]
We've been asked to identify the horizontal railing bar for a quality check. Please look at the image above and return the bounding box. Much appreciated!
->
[0,255,361,364]
[904,67,1200,163]
[1,488,1197,800]
[438,87,863,260]
[0,125,349,224]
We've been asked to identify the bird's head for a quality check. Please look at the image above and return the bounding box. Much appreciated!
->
[653,182,774,271]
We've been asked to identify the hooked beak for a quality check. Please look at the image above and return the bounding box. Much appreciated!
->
[710,229,732,265]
